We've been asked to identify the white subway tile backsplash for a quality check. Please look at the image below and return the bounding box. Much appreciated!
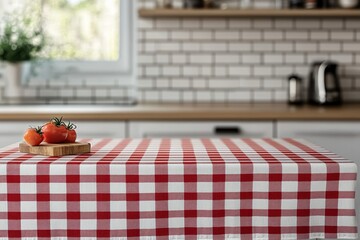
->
[145,30,169,40]
[201,66,213,76]
[330,53,353,64]
[295,43,317,52]
[138,78,154,89]
[214,66,227,77]
[156,19,181,29]
[229,19,252,29]
[345,19,360,29]
[229,42,252,52]
[215,54,241,64]
[209,79,240,89]
[274,90,287,102]
[192,78,207,89]
[171,31,191,40]
[144,90,161,102]
[156,79,171,88]
[145,66,160,77]
[242,31,262,40]
[155,54,171,64]
[139,54,155,64]
[307,53,330,63]
[330,31,355,40]
[253,43,273,52]
[135,0,360,102]
[182,42,201,52]
[322,19,344,29]
[196,91,212,102]
[138,19,155,29]
[274,42,293,52]
[228,91,251,102]
[253,19,273,29]
[295,19,321,29]
[253,66,272,77]
[190,54,213,64]
[264,78,283,89]
[214,31,241,40]
[254,91,272,102]
[201,43,227,52]
[275,66,294,76]
[263,31,284,40]
[171,54,187,64]
[183,66,200,76]
[285,54,305,64]
[319,42,341,52]
[162,66,181,76]
[172,78,191,88]
[285,31,308,40]
[242,54,262,64]
[263,54,283,64]
[343,43,360,52]
[228,66,251,76]
[274,19,294,29]
[240,79,262,89]
[202,19,227,29]
[182,19,201,29]
[182,91,195,102]
[192,31,213,40]
[213,91,227,101]
[309,31,329,40]
[157,42,181,51]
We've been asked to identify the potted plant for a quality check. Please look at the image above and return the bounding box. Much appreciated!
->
[0,17,45,99]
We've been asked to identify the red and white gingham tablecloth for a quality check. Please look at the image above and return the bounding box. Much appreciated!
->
[0,138,357,239]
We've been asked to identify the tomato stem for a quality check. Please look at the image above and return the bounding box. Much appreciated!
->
[66,121,77,130]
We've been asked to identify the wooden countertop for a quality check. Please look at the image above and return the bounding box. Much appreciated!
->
[0,103,359,121]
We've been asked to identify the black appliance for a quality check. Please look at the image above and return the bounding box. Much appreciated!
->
[308,61,342,105]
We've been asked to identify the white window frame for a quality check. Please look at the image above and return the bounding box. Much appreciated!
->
[34,0,136,84]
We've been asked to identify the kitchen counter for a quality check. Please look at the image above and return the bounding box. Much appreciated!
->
[0,103,359,120]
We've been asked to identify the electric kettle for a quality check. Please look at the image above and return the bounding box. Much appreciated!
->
[308,61,342,105]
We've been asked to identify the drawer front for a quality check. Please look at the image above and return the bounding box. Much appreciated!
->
[0,121,126,148]
[129,121,274,138]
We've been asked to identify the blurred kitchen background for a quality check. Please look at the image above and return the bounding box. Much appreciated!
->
[0,0,359,104]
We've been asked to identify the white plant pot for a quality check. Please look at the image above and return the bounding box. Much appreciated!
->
[4,62,30,100]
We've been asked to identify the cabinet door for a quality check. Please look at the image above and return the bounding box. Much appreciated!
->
[278,121,360,235]
[277,121,360,161]
[129,121,274,138]
[0,121,126,148]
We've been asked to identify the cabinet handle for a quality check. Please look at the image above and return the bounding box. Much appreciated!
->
[214,126,242,135]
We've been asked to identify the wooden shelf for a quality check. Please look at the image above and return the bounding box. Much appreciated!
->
[139,8,360,18]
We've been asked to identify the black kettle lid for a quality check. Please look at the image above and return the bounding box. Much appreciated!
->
[288,74,302,80]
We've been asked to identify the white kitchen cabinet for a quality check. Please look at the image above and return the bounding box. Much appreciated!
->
[277,121,360,236]
[129,121,274,138]
[0,121,126,148]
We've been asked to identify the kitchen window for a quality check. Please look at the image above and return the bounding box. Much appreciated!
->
[1,0,135,82]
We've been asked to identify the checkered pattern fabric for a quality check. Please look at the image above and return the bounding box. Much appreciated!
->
[0,138,357,239]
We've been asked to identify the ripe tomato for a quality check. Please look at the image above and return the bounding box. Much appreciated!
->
[42,117,68,144]
[23,127,44,146]
[65,129,77,143]
[64,122,77,143]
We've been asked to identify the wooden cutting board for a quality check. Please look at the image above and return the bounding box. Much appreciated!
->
[19,142,91,156]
